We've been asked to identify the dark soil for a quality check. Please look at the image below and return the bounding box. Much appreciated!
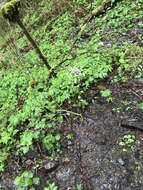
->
[20,78,143,190]
[46,79,143,190]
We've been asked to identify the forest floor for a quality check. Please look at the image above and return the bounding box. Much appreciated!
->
[49,79,143,190]
[0,0,143,190]
[2,74,143,190]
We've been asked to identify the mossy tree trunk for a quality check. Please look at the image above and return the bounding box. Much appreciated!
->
[15,17,50,70]
[1,0,51,70]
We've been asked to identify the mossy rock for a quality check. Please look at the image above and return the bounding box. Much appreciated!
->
[0,0,20,22]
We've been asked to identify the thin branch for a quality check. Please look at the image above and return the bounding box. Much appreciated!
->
[57,109,83,119]
[15,17,51,70]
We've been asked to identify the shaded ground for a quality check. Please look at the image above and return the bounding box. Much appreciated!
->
[43,79,143,190]
[2,78,143,190]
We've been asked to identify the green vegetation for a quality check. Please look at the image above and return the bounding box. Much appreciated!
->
[0,0,143,188]
[119,134,135,152]
[100,89,113,102]
[44,180,58,190]
[76,184,83,190]
[138,103,143,109]
[14,171,40,190]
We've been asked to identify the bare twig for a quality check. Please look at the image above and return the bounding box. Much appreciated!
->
[57,109,83,120]
[130,89,143,100]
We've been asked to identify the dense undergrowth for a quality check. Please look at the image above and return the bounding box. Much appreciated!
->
[0,0,143,189]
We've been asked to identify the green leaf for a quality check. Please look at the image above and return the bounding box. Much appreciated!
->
[119,58,125,64]
[29,188,35,190]
[0,132,11,144]
[138,103,143,109]
[33,177,40,185]
[22,171,29,177]
[24,177,32,186]
[66,134,73,139]
[100,89,111,97]
[119,142,125,146]
[55,134,60,141]
[14,177,21,186]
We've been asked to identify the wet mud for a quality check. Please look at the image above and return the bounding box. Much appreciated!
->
[39,80,143,190]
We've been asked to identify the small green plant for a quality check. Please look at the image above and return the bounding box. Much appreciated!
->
[100,89,111,97]
[125,106,132,111]
[135,161,141,171]
[122,101,131,105]
[14,171,40,190]
[42,134,61,155]
[117,45,143,80]
[76,184,82,190]
[66,133,73,140]
[112,76,120,82]
[119,134,135,152]
[138,103,143,110]
[100,89,113,102]
[106,96,114,102]
[122,101,132,110]
[112,107,121,113]
[44,180,58,190]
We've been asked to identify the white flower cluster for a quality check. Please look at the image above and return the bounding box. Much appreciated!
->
[69,67,82,77]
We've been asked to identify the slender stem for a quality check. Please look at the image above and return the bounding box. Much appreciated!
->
[16,17,50,70]
[57,109,83,119]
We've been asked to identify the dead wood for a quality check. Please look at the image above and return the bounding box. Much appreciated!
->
[121,119,143,131]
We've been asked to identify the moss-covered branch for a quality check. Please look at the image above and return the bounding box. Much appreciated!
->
[74,0,120,44]
[0,0,20,22]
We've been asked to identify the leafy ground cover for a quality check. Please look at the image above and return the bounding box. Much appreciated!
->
[0,0,143,189]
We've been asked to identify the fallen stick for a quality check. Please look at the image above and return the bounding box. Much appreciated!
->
[121,119,143,131]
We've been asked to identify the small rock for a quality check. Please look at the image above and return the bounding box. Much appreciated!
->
[67,140,73,146]
[56,167,73,181]
[135,140,141,146]
[98,42,104,46]
[25,159,33,166]
[117,158,125,166]
[106,43,112,48]
[69,32,76,38]
[44,161,57,171]
[103,184,108,188]
[114,184,120,190]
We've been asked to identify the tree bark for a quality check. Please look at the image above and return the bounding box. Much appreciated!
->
[16,17,51,70]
